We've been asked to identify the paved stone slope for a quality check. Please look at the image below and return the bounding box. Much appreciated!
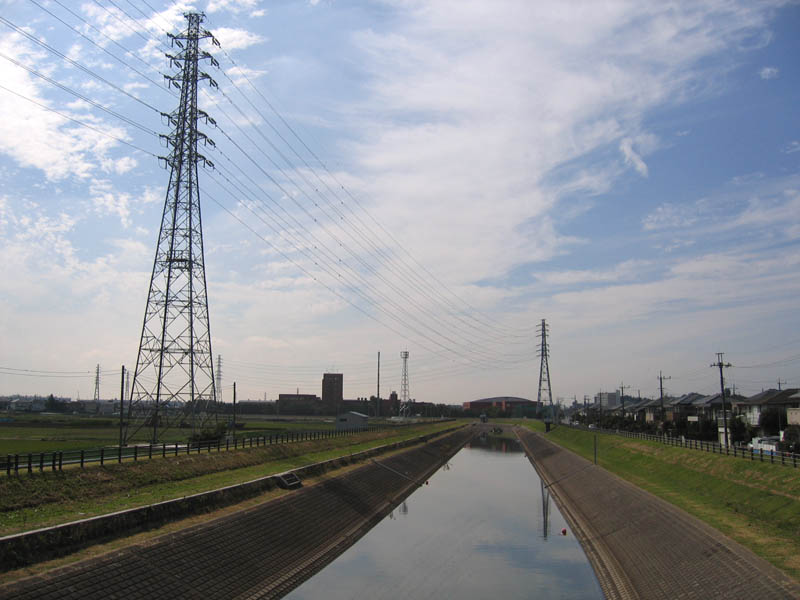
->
[0,427,474,600]
[516,427,800,600]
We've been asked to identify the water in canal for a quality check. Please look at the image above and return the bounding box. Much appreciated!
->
[286,434,603,599]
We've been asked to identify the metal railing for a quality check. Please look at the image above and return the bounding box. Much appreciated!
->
[1,420,453,476]
[567,424,799,468]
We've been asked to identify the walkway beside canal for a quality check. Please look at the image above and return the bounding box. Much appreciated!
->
[0,427,474,599]
[516,426,800,600]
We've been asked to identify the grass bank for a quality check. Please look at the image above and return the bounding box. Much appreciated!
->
[516,421,800,581]
[0,413,339,455]
[0,421,461,536]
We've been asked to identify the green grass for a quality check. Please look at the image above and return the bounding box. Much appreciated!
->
[0,413,344,455]
[0,420,462,536]
[516,421,800,581]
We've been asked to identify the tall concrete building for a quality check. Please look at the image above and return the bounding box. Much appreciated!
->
[595,391,620,408]
[322,373,343,413]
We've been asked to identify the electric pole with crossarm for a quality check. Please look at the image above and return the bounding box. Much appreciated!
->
[711,353,732,448]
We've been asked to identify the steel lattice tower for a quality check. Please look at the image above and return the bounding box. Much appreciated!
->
[93,364,100,403]
[536,319,554,422]
[216,354,223,404]
[399,351,411,417]
[125,13,219,444]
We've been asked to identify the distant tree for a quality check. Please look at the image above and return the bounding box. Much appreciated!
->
[782,426,800,453]
[730,418,749,444]
[45,394,58,412]
[760,407,786,436]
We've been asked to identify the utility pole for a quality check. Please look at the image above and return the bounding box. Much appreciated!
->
[119,366,125,448]
[778,378,786,391]
[232,381,236,440]
[658,371,671,423]
[710,353,732,448]
[619,382,630,420]
[376,351,380,418]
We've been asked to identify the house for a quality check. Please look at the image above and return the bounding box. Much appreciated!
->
[735,389,800,427]
[9,397,45,412]
[335,411,368,431]
[635,398,663,422]
[664,393,704,422]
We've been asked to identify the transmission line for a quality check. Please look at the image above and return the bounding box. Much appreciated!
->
[0,84,157,157]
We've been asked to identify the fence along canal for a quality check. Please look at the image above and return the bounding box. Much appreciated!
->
[2,422,444,475]
[571,424,800,467]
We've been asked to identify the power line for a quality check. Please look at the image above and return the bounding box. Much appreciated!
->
[27,0,172,97]
[209,35,536,338]
[0,84,158,157]
[0,51,159,136]
[0,15,162,113]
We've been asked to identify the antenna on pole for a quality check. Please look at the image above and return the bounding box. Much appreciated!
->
[399,351,411,417]
[126,13,220,444]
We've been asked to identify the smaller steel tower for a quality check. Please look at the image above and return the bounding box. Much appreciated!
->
[399,351,411,417]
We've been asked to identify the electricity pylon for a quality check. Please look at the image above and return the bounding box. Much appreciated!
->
[93,364,100,403]
[125,13,219,444]
[537,319,554,425]
[399,351,411,417]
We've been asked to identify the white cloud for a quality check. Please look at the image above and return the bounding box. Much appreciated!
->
[783,141,800,154]
[535,260,651,286]
[211,27,265,51]
[0,33,129,181]
[620,137,649,177]
[347,0,774,290]
[90,178,132,227]
[759,66,779,79]
[206,0,261,14]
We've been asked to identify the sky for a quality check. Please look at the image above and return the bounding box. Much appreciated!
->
[0,0,799,405]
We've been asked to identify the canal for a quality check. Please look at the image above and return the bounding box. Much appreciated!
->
[286,433,603,599]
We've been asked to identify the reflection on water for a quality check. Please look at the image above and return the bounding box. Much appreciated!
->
[286,434,603,599]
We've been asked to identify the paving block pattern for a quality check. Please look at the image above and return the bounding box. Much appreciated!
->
[516,427,800,600]
[0,427,475,600]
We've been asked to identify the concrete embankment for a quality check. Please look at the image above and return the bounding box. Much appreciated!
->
[0,423,464,572]
[0,425,475,599]
[516,426,800,600]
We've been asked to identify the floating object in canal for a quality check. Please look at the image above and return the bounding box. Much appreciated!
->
[561,528,567,536]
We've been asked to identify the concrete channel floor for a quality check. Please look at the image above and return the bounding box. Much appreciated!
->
[0,428,473,600]
[516,426,800,600]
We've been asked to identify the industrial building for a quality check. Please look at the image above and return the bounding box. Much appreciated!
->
[322,373,343,413]
[462,396,538,417]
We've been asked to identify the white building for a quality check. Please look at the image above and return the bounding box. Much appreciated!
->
[10,398,45,412]
[594,392,620,408]
[336,411,368,431]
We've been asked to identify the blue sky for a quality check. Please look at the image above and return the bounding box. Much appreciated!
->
[0,0,799,404]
